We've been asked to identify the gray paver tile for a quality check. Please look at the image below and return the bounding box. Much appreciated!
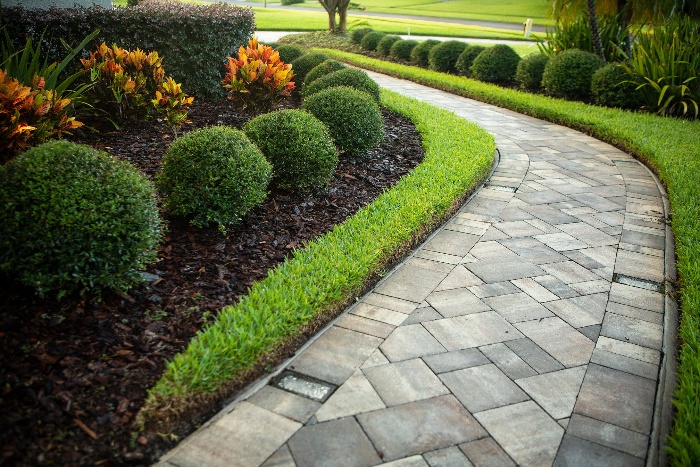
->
[568,280,610,295]
[516,190,572,205]
[532,275,579,298]
[562,250,604,269]
[620,228,664,250]
[423,446,474,467]
[261,444,296,467]
[484,292,554,323]
[553,434,644,467]
[567,413,649,458]
[494,220,544,238]
[515,366,586,419]
[480,343,537,379]
[543,293,607,328]
[468,281,521,299]
[590,347,658,380]
[596,336,660,365]
[424,311,524,350]
[459,438,515,467]
[415,250,463,265]
[521,205,579,225]
[403,306,443,325]
[315,370,385,422]
[601,312,663,350]
[498,237,567,265]
[358,395,487,462]
[292,327,382,385]
[364,358,448,406]
[533,233,589,251]
[424,230,480,257]
[525,218,562,234]
[556,222,618,246]
[576,245,617,268]
[510,278,559,302]
[577,324,601,342]
[504,338,564,374]
[427,288,491,318]
[287,417,381,467]
[380,324,447,361]
[606,301,663,325]
[363,293,418,314]
[440,364,528,413]
[383,456,430,467]
[436,266,484,291]
[608,282,664,312]
[469,241,519,261]
[466,259,545,283]
[480,226,511,241]
[361,349,389,369]
[474,401,564,467]
[515,317,594,368]
[569,192,624,212]
[247,385,321,424]
[614,249,665,284]
[574,364,656,434]
[375,260,451,303]
[541,261,600,284]
[336,314,395,339]
[351,302,408,326]
[423,348,490,373]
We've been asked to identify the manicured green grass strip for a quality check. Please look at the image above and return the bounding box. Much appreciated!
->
[139,91,495,423]
[319,48,700,465]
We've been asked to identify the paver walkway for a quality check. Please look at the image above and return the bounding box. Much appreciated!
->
[158,71,676,467]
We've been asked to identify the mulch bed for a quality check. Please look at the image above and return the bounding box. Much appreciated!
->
[0,97,425,466]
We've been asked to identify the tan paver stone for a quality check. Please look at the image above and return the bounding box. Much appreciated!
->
[424,311,524,350]
[415,250,463,265]
[426,287,491,318]
[590,347,658,380]
[423,348,490,374]
[619,242,663,257]
[315,370,386,422]
[601,313,663,350]
[525,218,564,234]
[380,324,446,362]
[357,395,487,462]
[447,217,492,235]
[466,259,545,283]
[543,293,607,328]
[336,314,395,339]
[474,401,564,467]
[505,338,564,374]
[498,237,567,265]
[292,327,382,385]
[375,260,451,303]
[510,278,559,302]
[516,190,572,205]
[469,241,519,261]
[540,261,600,284]
[521,205,579,225]
[403,306,443,325]
[435,266,484,291]
[608,282,664,312]
[459,438,515,467]
[351,302,408,326]
[515,366,586,419]
[361,349,389,369]
[498,206,535,222]
[468,281,520,299]
[423,446,474,467]
[515,317,594,367]
[569,192,624,212]
[484,292,553,324]
[287,417,381,467]
[596,336,660,365]
[614,249,665,283]
[568,280,610,295]
[364,358,449,406]
[533,233,589,251]
[606,301,663,325]
[440,364,528,412]
[567,413,649,458]
[247,385,321,423]
[574,364,656,434]
[493,220,544,238]
[424,230,481,257]
[480,343,537,379]
[168,402,301,467]
[261,444,295,467]
[531,276,581,300]
[363,293,418,314]
[478,226,511,241]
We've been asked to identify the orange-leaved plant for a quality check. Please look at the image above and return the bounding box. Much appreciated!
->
[222,38,295,116]
[152,77,194,136]
[0,69,82,162]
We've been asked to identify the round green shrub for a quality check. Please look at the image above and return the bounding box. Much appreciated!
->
[0,140,162,298]
[377,35,402,56]
[157,126,272,229]
[591,63,641,109]
[303,68,381,104]
[281,0,303,5]
[542,48,602,100]
[428,40,467,73]
[290,52,329,83]
[361,31,386,51]
[351,27,373,44]
[515,53,549,90]
[244,110,338,189]
[455,44,486,76]
[276,44,306,64]
[390,39,419,61]
[302,86,384,157]
[410,39,440,67]
[471,44,521,83]
[304,59,347,86]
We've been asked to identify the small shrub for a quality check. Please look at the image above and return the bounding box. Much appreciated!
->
[350,27,373,45]
[157,126,272,230]
[515,53,549,90]
[281,0,304,4]
[455,45,485,77]
[302,86,383,157]
[361,31,386,51]
[0,140,162,298]
[303,68,381,103]
[471,44,521,83]
[542,48,602,100]
[390,39,418,61]
[290,52,329,84]
[428,40,467,73]
[304,59,347,86]
[152,77,195,132]
[377,35,402,56]
[222,38,296,116]
[591,63,641,109]
[244,109,338,189]
[410,39,440,67]
[276,44,306,64]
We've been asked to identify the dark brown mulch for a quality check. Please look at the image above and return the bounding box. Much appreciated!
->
[0,97,425,466]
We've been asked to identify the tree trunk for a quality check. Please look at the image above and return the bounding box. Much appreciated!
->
[586,0,607,62]
[318,0,338,32]
[617,0,633,56]
[338,7,348,32]
[327,9,337,32]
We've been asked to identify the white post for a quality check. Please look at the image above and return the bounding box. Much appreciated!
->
[524,18,533,38]
[407,26,411,36]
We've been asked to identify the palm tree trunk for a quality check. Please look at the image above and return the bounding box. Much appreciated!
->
[587,0,607,62]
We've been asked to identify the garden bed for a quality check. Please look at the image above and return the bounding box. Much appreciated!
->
[0,97,424,466]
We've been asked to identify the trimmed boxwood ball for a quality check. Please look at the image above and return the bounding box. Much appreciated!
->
[361,31,386,51]
[542,48,602,100]
[244,110,338,189]
[515,53,549,90]
[471,44,521,83]
[304,59,347,86]
[276,44,306,64]
[290,52,329,83]
[351,27,373,44]
[377,35,402,56]
[302,86,384,157]
[157,126,272,230]
[428,40,467,73]
[410,39,440,67]
[390,39,419,61]
[591,63,641,109]
[455,44,486,76]
[0,140,162,298]
[303,67,381,103]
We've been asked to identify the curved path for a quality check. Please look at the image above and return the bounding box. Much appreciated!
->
[158,71,676,467]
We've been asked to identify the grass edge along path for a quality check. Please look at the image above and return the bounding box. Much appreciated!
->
[318,49,700,465]
[136,90,495,434]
